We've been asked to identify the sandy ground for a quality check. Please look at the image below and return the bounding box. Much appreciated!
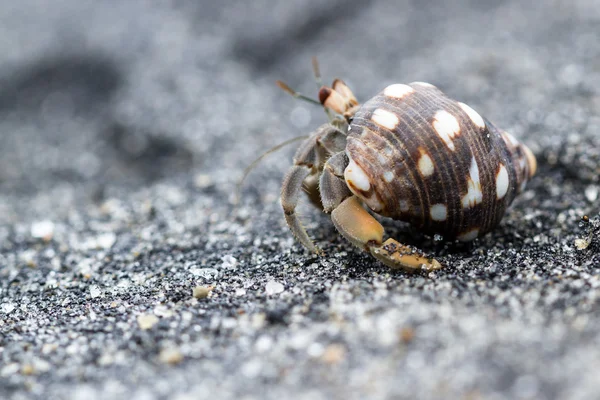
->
[1,0,600,399]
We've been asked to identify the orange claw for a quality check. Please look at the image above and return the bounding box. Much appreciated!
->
[331,196,384,249]
[370,238,442,272]
[331,196,442,272]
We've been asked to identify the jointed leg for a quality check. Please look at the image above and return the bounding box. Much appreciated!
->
[302,173,323,209]
[280,124,346,254]
[319,152,352,213]
[281,165,318,253]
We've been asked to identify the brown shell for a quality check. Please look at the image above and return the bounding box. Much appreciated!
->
[345,82,535,241]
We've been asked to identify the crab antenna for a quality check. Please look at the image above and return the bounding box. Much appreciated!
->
[276,58,335,121]
[235,135,310,205]
[311,56,336,121]
[312,56,323,88]
[276,80,321,106]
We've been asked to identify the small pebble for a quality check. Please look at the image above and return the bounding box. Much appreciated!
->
[265,280,284,295]
[137,314,159,330]
[1,303,16,314]
[31,220,55,241]
[1,363,19,377]
[90,285,102,299]
[193,285,213,299]
[585,185,598,202]
[575,238,590,250]
[21,364,35,376]
[159,348,183,365]
[194,174,213,189]
[320,344,346,365]
[400,327,415,343]
[97,233,117,249]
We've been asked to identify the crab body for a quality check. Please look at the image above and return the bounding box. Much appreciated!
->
[278,73,536,272]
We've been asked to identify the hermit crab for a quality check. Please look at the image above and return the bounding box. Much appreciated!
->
[271,60,536,272]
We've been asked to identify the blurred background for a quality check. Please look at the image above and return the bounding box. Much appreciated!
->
[1,0,598,223]
[1,1,600,399]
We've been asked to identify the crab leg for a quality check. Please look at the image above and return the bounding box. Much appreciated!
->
[330,196,442,272]
[281,165,318,253]
[280,124,347,255]
[319,152,352,213]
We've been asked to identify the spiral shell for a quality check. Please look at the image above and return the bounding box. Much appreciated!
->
[344,82,536,241]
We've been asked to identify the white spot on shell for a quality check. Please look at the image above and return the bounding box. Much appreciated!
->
[371,108,399,130]
[399,200,409,212]
[433,110,461,151]
[462,156,483,208]
[344,157,371,191]
[458,102,485,129]
[383,171,394,183]
[344,156,383,213]
[496,164,509,199]
[384,84,414,99]
[377,154,387,165]
[384,147,393,157]
[430,204,447,221]
[457,228,479,242]
[417,150,434,177]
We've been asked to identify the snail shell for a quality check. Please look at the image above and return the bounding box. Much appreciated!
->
[344,82,536,241]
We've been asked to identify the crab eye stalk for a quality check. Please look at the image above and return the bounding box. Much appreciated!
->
[319,86,347,114]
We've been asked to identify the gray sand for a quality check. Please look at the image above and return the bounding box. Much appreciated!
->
[1,1,600,399]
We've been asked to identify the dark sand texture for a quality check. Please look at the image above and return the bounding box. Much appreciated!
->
[1,1,600,399]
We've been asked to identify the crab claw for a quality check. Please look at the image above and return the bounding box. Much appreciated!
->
[370,238,442,272]
[331,196,443,273]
